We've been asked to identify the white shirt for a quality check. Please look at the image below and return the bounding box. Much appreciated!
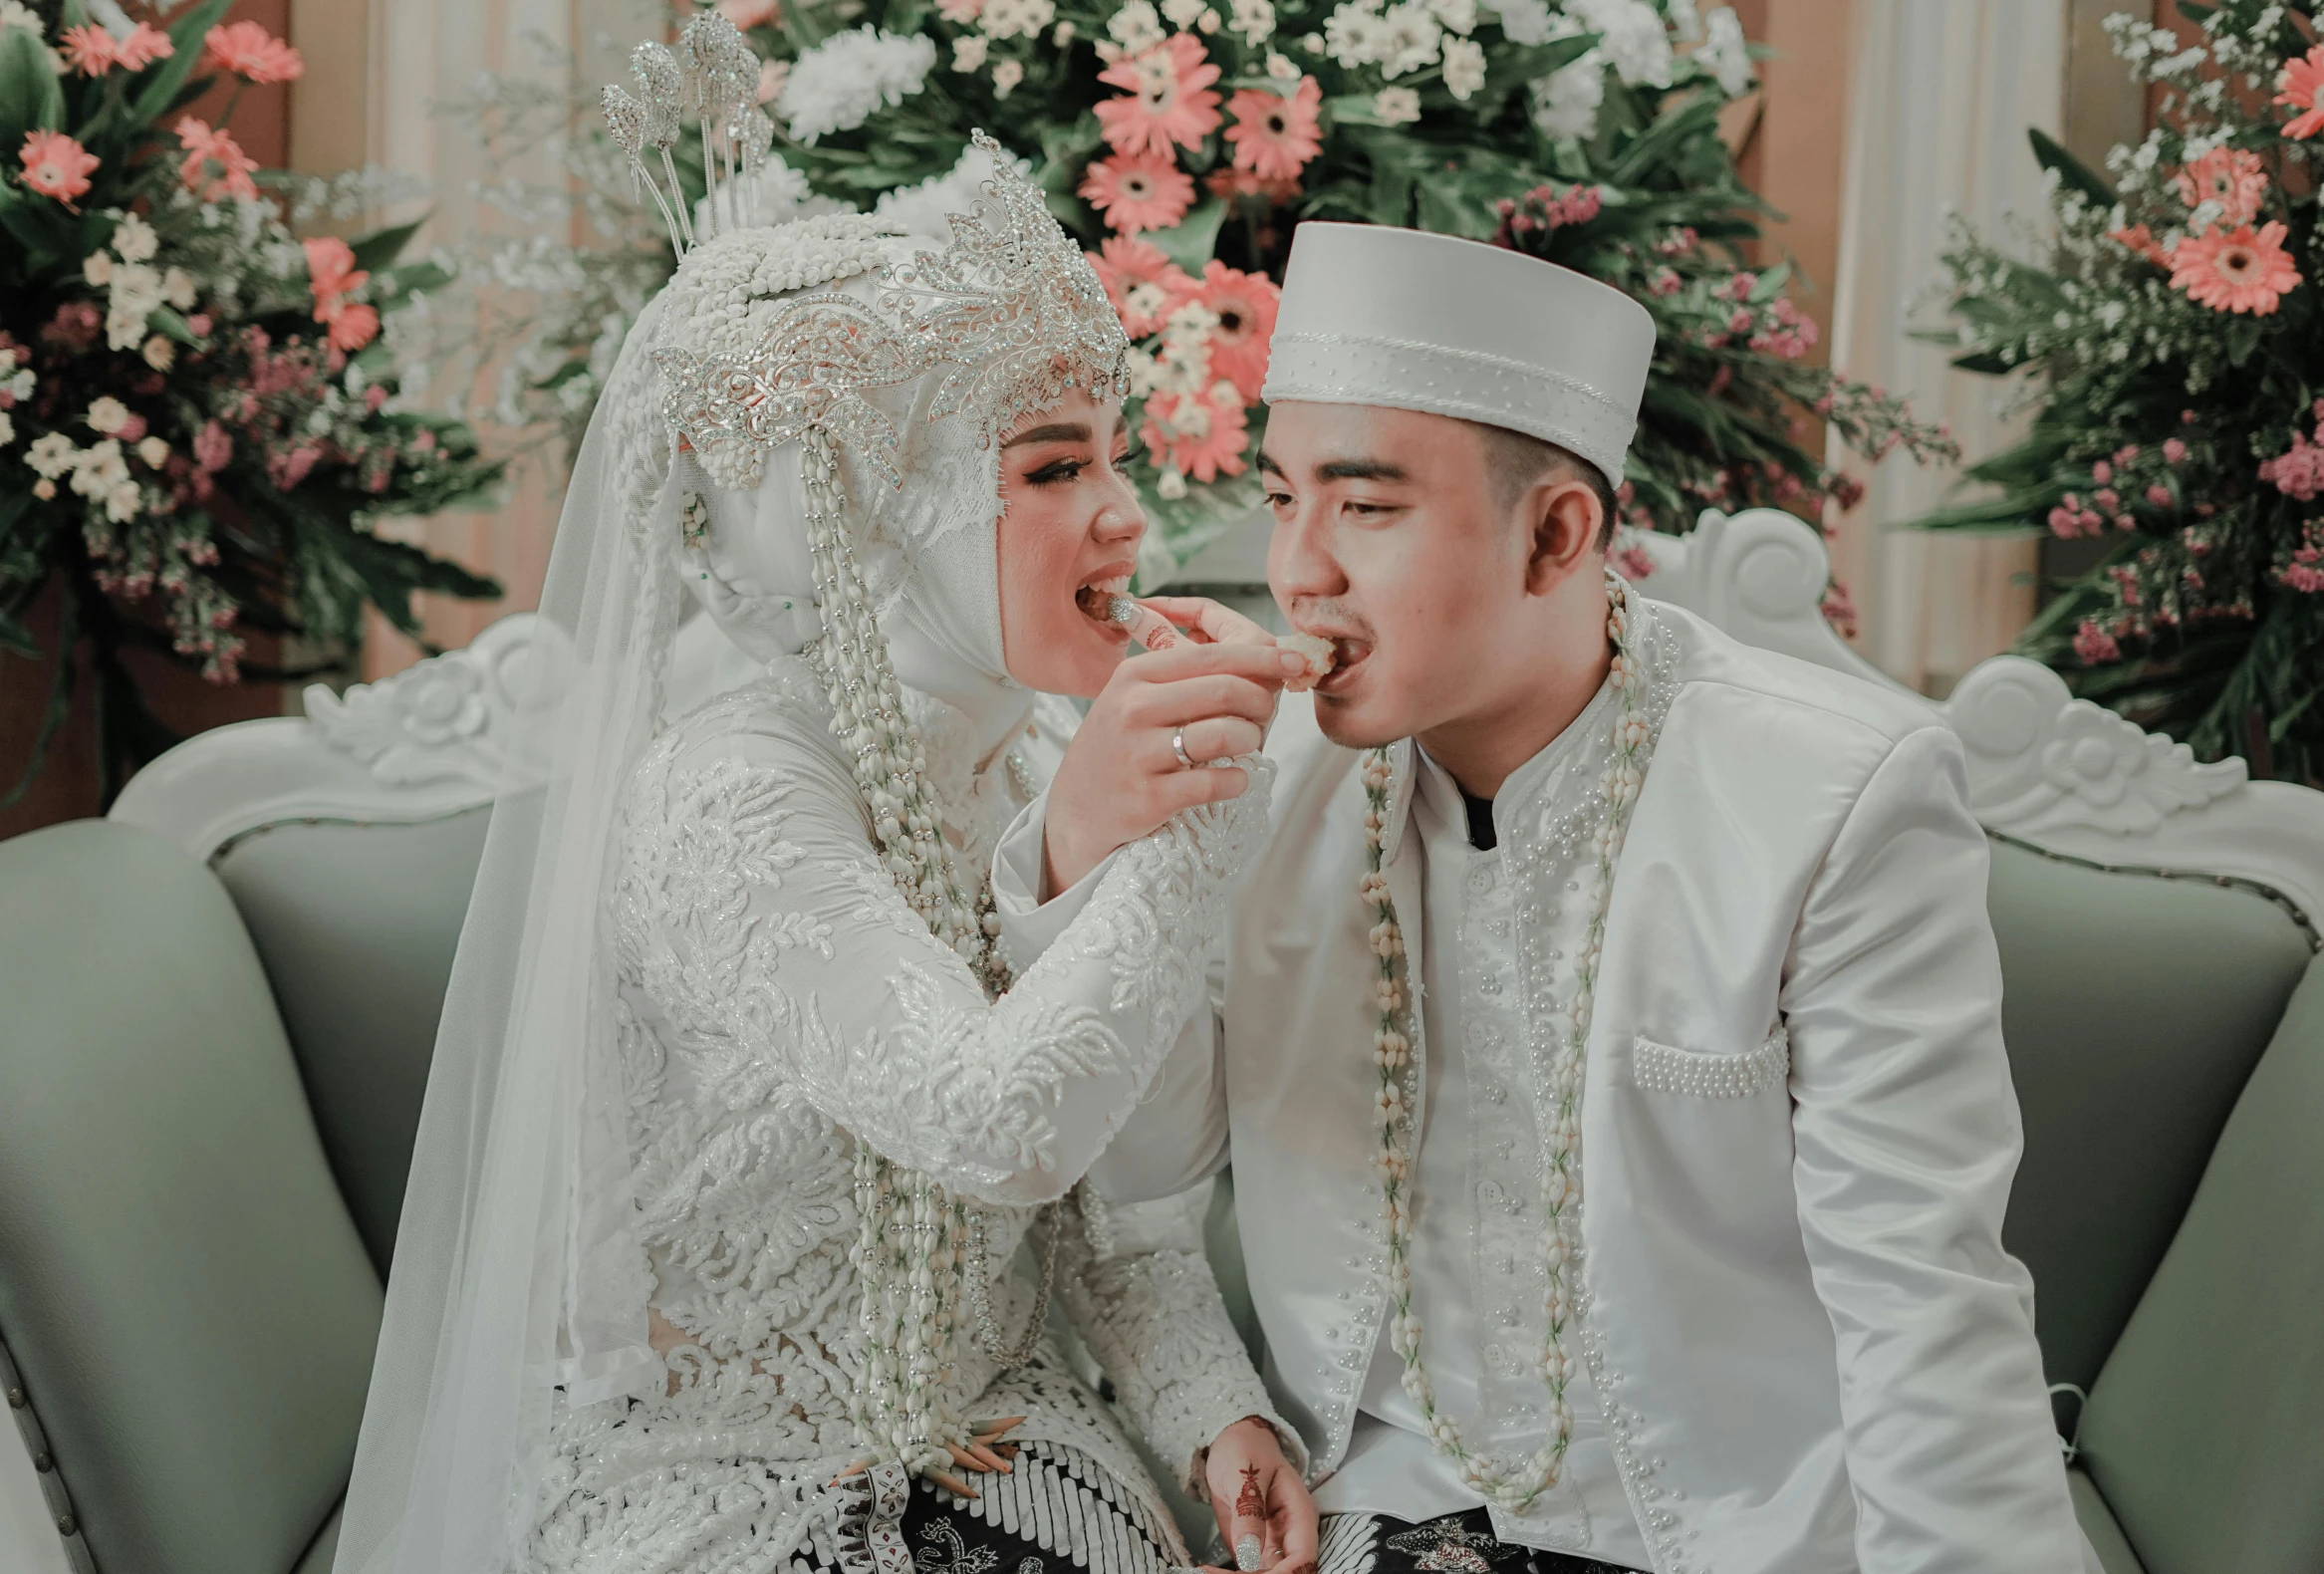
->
[1314,687,1651,1571]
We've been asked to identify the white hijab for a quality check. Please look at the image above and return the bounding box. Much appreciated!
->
[337,154,1113,1573]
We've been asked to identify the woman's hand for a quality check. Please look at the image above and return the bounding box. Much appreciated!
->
[1200,1416,1318,1574]
[1041,639,1305,898]
[1138,596,1279,649]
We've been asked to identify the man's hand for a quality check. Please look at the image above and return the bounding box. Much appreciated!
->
[1041,637,1306,898]
[1200,1416,1318,1574]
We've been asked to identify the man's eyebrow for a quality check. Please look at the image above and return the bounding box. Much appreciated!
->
[1317,457,1410,482]
[1003,421,1094,449]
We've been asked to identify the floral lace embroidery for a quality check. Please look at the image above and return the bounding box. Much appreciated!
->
[529,664,1273,1572]
[1060,1188,1306,1499]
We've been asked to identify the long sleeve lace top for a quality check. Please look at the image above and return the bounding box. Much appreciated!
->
[521,657,1286,1574]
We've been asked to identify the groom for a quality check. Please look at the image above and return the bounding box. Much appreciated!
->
[1002,224,2095,1574]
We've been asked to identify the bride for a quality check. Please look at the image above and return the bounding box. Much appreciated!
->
[331,61,1314,1574]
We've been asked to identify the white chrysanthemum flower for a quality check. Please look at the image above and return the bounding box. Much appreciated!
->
[86,397,129,435]
[1377,2,1441,76]
[1108,1,1167,52]
[113,211,158,264]
[136,435,170,467]
[1531,51,1605,139]
[1324,0,1389,68]
[0,0,42,29]
[1162,0,1211,28]
[1572,0,1671,87]
[778,27,937,145]
[1427,0,1476,36]
[1442,35,1486,99]
[1667,0,1702,42]
[1230,0,1276,43]
[0,410,12,447]
[872,140,1033,243]
[991,57,1024,95]
[1698,5,1751,96]
[71,439,129,499]
[981,0,1054,40]
[104,480,141,523]
[1265,49,1300,78]
[1374,85,1421,124]
[27,433,78,479]
[953,33,989,70]
[83,251,113,287]
[1489,0,1551,45]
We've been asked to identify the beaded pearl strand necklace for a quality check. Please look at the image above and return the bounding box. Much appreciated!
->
[1359,575,1654,1513]
[798,427,1044,1477]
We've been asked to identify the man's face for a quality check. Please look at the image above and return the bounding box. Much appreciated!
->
[1262,401,1532,749]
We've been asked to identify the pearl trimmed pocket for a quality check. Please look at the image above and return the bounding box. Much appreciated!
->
[1632,1026,1790,1099]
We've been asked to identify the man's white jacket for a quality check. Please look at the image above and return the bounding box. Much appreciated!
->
[996,601,2092,1574]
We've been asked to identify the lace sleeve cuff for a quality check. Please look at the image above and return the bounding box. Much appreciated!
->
[1059,1183,1307,1501]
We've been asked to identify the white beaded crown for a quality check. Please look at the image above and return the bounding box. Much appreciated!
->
[645,131,1130,492]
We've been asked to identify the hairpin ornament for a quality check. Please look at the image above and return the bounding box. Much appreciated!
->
[602,11,778,259]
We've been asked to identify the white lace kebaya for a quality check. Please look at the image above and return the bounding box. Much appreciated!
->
[332,38,1292,1574]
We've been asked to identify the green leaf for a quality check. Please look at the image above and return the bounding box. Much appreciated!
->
[1951,350,2018,376]
[1488,34,1600,90]
[347,214,428,275]
[2027,128,2115,207]
[2175,2,2215,20]
[1149,197,1227,274]
[0,24,66,143]
[145,305,199,345]
[129,0,235,127]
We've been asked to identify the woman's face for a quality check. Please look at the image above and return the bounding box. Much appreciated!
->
[995,389,1146,698]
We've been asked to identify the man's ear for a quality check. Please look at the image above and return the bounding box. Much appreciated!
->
[1521,474,1603,595]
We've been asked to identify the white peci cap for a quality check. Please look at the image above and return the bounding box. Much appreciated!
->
[1259,222,1657,486]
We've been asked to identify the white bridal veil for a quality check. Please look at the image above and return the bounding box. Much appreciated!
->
[333,127,1130,1572]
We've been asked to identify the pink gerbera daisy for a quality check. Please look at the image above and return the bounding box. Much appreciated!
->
[1088,236,1197,336]
[1192,260,1280,402]
[59,25,119,75]
[2169,221,2302,315]
[1223,77,1324,183]
[2176,147,2268,226]
[17,131,99,208]
[1079,150,1195,235]
[175,117,260,202]
[203,21,306,85]
[2275,47,2324,139]
[115,22,175,71]
[1142,384,1249,483]
[1095,35,1221,157]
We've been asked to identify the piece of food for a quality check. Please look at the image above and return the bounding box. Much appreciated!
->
[1278,631,1337,691]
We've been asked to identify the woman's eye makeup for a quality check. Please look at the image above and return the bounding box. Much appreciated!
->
[1023,454,1089,484]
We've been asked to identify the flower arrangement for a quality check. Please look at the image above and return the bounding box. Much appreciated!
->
[459,0,1944,594]
[1919,1,2324,782]
[0,0,500,801]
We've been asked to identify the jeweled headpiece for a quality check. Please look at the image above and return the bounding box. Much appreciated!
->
[1261,221,1657,487]
[646,131,1130,491]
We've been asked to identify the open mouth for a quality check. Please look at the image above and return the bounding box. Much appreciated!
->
[1310,635,1372,695]
[1074,571,1136,634]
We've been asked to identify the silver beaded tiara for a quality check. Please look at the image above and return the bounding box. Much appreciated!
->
[602,12,772,256]
[649,131,1131,491]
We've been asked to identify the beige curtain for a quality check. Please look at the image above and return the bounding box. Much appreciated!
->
[1825,0,2066,696]
[290,0,658,681]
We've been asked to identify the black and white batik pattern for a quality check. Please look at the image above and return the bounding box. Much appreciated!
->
[1315,1509,1638,1574]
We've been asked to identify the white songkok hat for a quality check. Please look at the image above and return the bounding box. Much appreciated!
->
[1260,222,1657,487]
